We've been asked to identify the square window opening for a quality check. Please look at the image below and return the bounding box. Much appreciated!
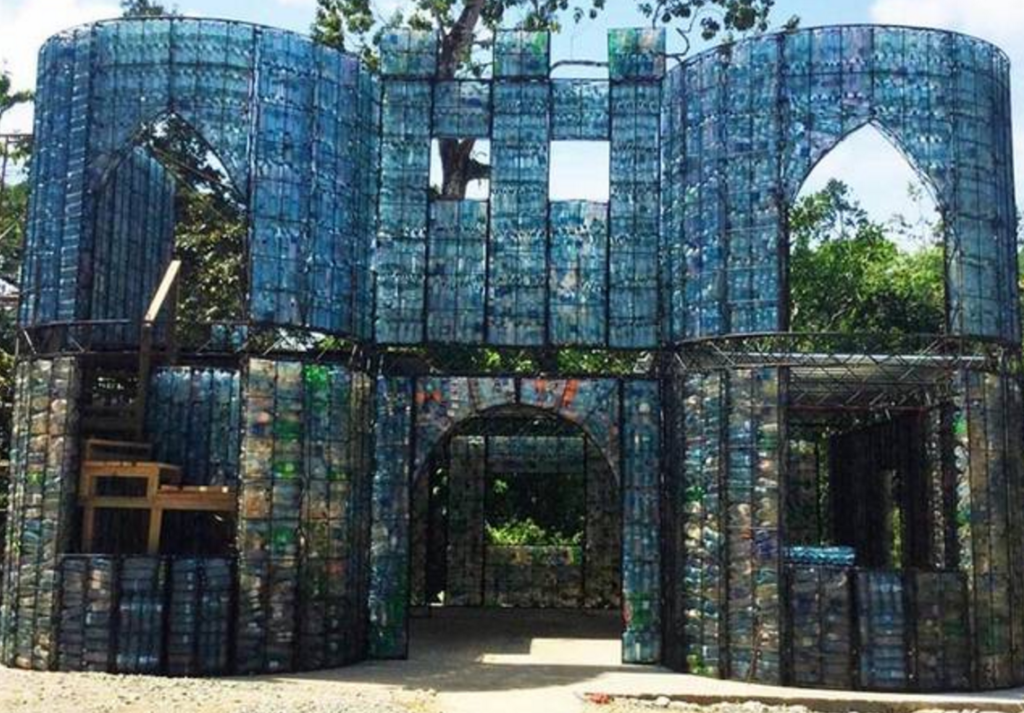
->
[430,138,491,201]
[549,141,610,202]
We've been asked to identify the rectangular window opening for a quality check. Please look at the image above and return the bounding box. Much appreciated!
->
[549,141,610,202]
[430,138,491,201]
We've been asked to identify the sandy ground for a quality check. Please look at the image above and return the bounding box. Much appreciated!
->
[0,665,431,713]
[2,610,1023,713]
[587,703,988,713]
[0,609,620,713]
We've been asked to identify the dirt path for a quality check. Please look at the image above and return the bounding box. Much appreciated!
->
[0,665,431,713]
[4,610,1023,713]
[0,609,621,713]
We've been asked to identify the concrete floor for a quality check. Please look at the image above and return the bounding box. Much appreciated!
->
[299,608,1024,713]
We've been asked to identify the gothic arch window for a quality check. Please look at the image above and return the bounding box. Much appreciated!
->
[787,122,945,337]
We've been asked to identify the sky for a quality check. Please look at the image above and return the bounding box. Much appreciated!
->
[2,0,1024,227]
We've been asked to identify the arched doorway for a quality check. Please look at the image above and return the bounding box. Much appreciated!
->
[369,376,662,665]
[410,405,621,611]
[408,405,623,665]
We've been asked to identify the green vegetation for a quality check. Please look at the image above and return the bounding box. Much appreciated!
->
[0,71,32,459]
[789,179,946,337]
[0,69,29,555]
[485,518,582,547]
[120,0,176,17]
[486,473,585,547]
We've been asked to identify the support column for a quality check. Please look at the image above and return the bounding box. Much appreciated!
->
[368,377,414,658]
[608,29,664,348]
[0,358,81,670]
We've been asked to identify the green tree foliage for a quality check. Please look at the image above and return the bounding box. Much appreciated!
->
[0,73,33,126]
[120,0,176,17]
[313,0,791,198]
[789,179,945,336]
[486,472,585,547]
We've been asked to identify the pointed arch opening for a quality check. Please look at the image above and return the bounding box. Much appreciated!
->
[788,122,946,338]
[90,112,249,352]
[782,123,957,578]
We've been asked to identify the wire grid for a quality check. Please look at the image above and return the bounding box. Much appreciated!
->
[785,440,822,546]
[57,555,234,675]
[410,423,621,609]
[6,16,1024,693]
[445,436,486,606]
[374,28,668,350]
[726,368,783,682]
[488,79,551,346]
[621,380,662,664]
[856,569,908,689]
[16,21,1022,353]
[376,79,432,344]
[912,570,971,690]
[367,377,414,659]
[785,565,853,689]
[57,556,116,672]
[953,370,1024,688]
[146,367,242,486]
[166,557,233,675]
[372,376,656,657]
[480,435,591,609]
[426,201,487,343]
[89,148,175,346]
[677,371,726,677]
[549,201,608,346]
[235,359,373,673]
[116,556,166,674]
[298,364,373,669]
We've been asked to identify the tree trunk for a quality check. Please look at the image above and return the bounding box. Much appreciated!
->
[436,0,488,199]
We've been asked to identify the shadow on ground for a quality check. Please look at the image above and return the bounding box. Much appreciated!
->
[288,608,648,694]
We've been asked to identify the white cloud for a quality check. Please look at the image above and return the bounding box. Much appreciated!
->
[0,0,119,133]
[870,0,1024,47]
[798,125,943,249]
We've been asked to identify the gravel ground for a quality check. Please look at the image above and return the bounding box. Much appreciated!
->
[584,700,1011,713]
[0,666,436,713]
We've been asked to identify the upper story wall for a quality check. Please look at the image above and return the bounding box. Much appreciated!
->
[374,28,666,348]
[19,18,378,344]
[17,21,1020,351]
[662,25,1020,344]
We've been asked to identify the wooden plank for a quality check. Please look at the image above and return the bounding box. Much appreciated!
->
[79,497,154,509]
[82,505,96,552]
[148,508,163,555]
[79,489,237,513]
[81,462,182,488]
[84,438,153,462]
[86,438,151,448]
[82,460,180,472]
[144,259,182,324]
